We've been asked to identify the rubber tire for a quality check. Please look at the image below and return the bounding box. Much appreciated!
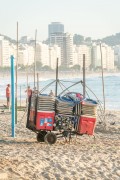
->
[37,131,47,142]
[44,132,57,145]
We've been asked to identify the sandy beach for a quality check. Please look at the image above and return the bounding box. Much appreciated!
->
[0,105,120,180]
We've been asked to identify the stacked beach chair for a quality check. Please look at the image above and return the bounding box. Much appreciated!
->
[37,95,55,111]
[81,101,97,117]
[56,98,75,116]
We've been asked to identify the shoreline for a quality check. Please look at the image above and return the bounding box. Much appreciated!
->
[0,71,120,80]
[0,73,120,111]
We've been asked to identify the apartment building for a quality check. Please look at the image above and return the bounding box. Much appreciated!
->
[0,32,116,71]
[0,36,10,67]
[18,44,34,66]
[63,33,73,67]
[49,32,73,67]
[114,45,120,67]
[49,45,61,69]
[92,43,114,70]
[49,32,64,63]
[73,45,78,65]
[48,22,64,39]
[35,42,49,66]
[73,45,91,70]
[106,46,114,70]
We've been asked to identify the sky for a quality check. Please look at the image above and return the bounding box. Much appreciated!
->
[0,0,119,41]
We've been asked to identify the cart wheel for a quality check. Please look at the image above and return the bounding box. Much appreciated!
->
[44,132,57,145]
[37,131,47,142]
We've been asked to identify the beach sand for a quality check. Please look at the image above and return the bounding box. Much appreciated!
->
[0,106,120,180]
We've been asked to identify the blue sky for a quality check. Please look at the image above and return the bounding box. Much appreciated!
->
[0,0,119,40]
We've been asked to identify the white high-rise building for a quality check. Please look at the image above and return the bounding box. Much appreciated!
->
[64,33,73,67]
[49,32,74,67]
[73,45,91,70]
[0,36,10,67]
[106,46,114,70]
[92,44,101,69]
[18,44,34,66]
[92,43,114,70]
[73,45,78,65]
[49,45,61,69]
[113,45,120,67]
[49,32,64,63]
[9,44,16,57]
[9,44,17,65]
[35,43,49,66]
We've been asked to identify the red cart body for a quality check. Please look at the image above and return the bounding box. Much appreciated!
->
[36,111,55,131]
[78,115,96,135]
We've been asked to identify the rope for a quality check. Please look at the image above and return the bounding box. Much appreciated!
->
[58,80,82,96]
[40,80,56,93]
[60,80,78,83]
[80,82,90,99]
[58,80,64,91]
[58,80,70,94]
[81,81,105,123]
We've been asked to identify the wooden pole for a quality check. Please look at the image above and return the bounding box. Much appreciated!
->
[83,54,86,98]
[26,56,28,107]
[15,21,18,124]
[55,58,59,97]
[34,29,37,89]
[20,85,21,107]
[100,43,106,114]
[37,72,39,95]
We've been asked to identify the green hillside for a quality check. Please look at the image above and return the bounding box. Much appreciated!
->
[101,33,120,46]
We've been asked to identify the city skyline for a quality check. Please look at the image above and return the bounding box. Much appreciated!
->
[0,33,116,71]
[0,0,120,41]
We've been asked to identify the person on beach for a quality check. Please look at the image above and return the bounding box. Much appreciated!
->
[33,87,39,95]
[6,84,10,107]
[49,90,54,96]
[25,86,32,103]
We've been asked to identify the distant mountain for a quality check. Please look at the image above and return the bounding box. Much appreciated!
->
[73,34,84,45]
[1,32,120,47]
[101,33,120,46]
[0,34,16,44]
[73,33,120,46]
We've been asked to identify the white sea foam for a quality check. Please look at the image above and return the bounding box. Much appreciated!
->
[0,72,120,110]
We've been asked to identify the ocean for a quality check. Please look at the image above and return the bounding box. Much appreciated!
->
[0,73,120,110]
